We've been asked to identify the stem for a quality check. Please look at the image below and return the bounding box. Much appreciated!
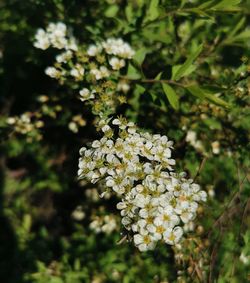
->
[119,76,187,87]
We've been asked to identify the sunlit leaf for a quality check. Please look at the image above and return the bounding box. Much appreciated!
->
[146,0,160,21]
[162,83,179,110]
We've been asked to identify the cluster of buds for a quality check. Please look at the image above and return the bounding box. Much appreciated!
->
[34,23,134,117]
[78,117,207,251]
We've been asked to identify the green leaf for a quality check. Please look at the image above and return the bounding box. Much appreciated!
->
[187,85,230,108]
[230,29,250,42]
[204,92,230,108]
[187,85,206,100]
[172,64,197,80]
[104,5,119,18]
[154,72,162,80]
[172,44,203,81]
[162,83,179,110]
[146,0,160,21]
[211,0,241,9]
[142,29,172,44]
[135,84,146,95]
[198,0,218,9]
[203,118,222,130]
[227,17,245,39]
[198,0,241,10]
[125,4,134,23]
[127,63,141,79]
[134,48,148,65]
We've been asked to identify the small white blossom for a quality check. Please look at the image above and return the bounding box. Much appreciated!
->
[109,57,126,70]
[87,44,103,56]
[34,29,50,50]
[45,67,61,78]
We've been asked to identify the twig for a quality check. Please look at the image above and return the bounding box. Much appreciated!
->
[119,76,186,88]
[209,240,220,283]
[193,156,208,183]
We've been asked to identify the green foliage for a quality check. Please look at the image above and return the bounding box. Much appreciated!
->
[0,0,250,282]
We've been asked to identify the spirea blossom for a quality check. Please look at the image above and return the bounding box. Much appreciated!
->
[34,22,77,50]
[34,23,135,117]
[78,117,207,251]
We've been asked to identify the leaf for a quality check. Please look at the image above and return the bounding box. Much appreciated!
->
[204,92,230,108]
[127,63,141,79]
[125,4,134,23]
[211,0,241,9]
[227,17,245,39]
[198,0,241,10]
[172,64,197,80]
[187,85,230,108]
[187,85,206,99]
[104,5,119,18]
[134,48,148,65]
[146,0,160,21]
[230,29,250,42]
[162,83,179,110]
[135,84,146,95]
[142,29,172,44]
[198,0,218,9]
[179,8,211,17]
[172,44,203,81]
[203,118,222,130]
[154,72,162,80]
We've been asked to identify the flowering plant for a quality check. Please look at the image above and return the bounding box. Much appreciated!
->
[1,0,250,282]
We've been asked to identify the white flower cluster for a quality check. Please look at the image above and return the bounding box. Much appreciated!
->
[7,112,44,141]
[90,215,118,235]
[34,23,134,115]
[87,38,135,60]
[78,117,207,251]
[34,22,77,50]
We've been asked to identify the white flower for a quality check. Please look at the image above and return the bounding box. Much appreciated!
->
[109,57,126,70]
[100,66,110,78]
[134,233,156,251]
[34,22,78,51]
[56,50,73,63]
[102,38,135,59]
[239,252,250,265]
[90,66,110,80]
[212,141,220,154]
[34,29,50,50]
[68,121,78,133]
[7,117,16,125]
[163,226,183,245]
[117,81,130,93]
[70,64,84,79]
[45,67,61,78]
[79,88,95,101]
[47,22,67,49]
[71,206,85,221]
[156,206,180,227]
[186,130,197,144]
[87,44,102,56]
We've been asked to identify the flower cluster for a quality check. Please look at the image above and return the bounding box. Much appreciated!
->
[7,112,44,142]
[34,23,135,117]
[78,117,207,251]
[34,22,77,50]
[90,215,118,235]
[6,94,86,140]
